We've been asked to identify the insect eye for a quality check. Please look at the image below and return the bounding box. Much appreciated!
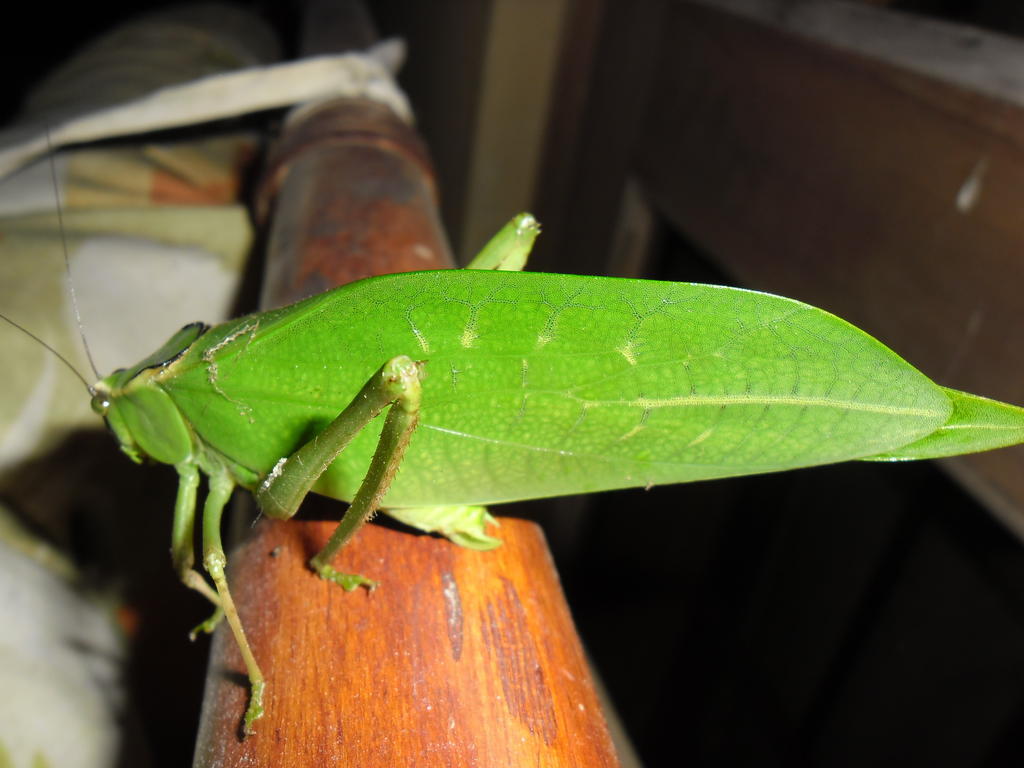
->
[90,394,111,415]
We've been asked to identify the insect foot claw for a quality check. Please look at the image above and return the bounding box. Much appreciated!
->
[189,606,225,640]
[243,679,266,738]
[314,562,378,591]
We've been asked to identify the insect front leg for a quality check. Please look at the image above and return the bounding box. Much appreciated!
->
[170,461,224,635]
[200,468,265,736]
[256,355,424,590]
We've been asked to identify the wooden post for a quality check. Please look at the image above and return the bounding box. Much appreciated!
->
[193,520,619,766]
[191,92,622,765]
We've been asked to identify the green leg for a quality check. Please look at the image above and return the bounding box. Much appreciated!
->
[464,212,539,271]
[385,505,502,550]
[201,469,265,736]
[256,356,423,589]
[424,213,536,550]
[170,462,224,636]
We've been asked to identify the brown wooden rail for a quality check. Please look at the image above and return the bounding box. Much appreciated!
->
[192,519,619,766]
[191,96,621,766]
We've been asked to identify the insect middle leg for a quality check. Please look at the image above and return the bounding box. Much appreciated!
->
[464,212,539,271]
[256,355,424,589]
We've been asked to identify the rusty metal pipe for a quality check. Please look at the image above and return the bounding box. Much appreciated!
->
[256,97,453,308]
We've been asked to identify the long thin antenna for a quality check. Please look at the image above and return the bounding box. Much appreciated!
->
[0,312,94,393]
[46,129,100,380]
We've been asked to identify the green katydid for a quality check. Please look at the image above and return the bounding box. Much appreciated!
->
[14,213,1024,735]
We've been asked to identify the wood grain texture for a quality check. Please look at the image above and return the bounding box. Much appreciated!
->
[192,518,620,766]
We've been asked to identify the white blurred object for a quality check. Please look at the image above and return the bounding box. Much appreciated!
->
[0,42,408,179]
[0,511,128,768]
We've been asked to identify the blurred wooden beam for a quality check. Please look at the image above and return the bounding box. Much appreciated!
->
[636,0,1024,536]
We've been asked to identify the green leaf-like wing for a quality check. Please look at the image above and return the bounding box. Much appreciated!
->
[158,271,1020,506]
[864,387,1024,461]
